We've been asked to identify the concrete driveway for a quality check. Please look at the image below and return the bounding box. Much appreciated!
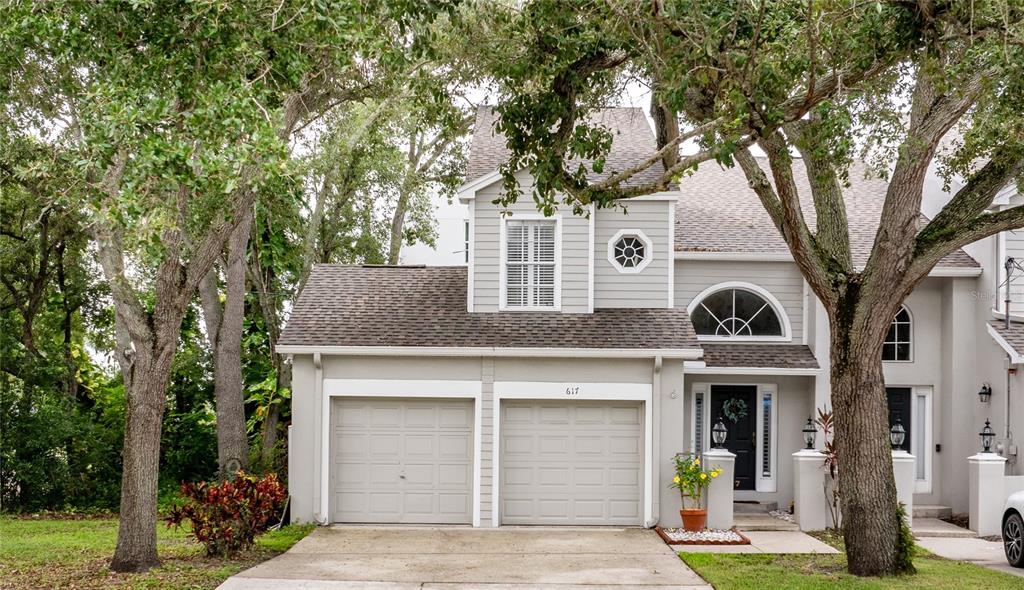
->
[218,526,711,589]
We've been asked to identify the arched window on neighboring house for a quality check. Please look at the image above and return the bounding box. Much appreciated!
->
[882,305,913,362]
[688,283,791,340]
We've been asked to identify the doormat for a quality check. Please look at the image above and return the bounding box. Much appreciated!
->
[655,526,751,545]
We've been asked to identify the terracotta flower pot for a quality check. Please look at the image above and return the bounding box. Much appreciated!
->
[680,508,707,532]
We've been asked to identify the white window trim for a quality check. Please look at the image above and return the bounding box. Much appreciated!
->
[885,383,932,493]
[587,203,595,313]
[491,381,654,528]
[905,384,933,494]
[667,203,675,308]
[756,384,778,493]
[686,281,793,342]
[692,382,777,493]
[882,304,914,363]
[607,228,654,274]
[467,200,475,312]
[318,379,484,527]
[499,214,562,311]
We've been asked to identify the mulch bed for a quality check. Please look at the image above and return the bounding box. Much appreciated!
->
[655,526,751,546]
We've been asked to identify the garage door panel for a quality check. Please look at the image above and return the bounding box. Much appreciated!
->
[332,397,473,524]
[438,463,471,486]
[609,467,640,486]
[369,406,401,427]
[539,406,570,423]
[437,434,471,457]
[574,467,604,486]
[574,436,604,454]
[610,406,642,424]
[501,400,643,526]
[609,435,641,455]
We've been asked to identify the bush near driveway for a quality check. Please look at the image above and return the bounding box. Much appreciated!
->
[0,515,313,589]
[680,550,1022,589]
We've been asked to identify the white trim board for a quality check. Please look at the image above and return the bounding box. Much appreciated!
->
[490,381,655,528]
[674,250,983,276]
[278,345,704,359]
[683,365,823,376]
[319,378,484,528]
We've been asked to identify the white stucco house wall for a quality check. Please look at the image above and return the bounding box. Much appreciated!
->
[278,106,1024,529]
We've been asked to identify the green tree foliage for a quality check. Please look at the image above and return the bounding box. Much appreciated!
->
[457,0,1023,577]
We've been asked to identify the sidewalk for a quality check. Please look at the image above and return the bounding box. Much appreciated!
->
[676,530,839,554]
[916,536,1024,578]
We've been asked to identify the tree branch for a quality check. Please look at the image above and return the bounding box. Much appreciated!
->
[788,118,853,272]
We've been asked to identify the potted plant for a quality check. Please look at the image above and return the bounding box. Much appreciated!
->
[670,454,722,531]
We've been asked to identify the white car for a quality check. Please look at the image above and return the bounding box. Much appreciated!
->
[1004,491,1024,568]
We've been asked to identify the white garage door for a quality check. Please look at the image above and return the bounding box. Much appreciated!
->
[500,400,644,525]
[331,397,473,524]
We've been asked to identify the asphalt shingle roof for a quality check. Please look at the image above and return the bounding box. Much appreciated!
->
[279,265,700,351]
[700,343,820,370]
[674,158,979,270]
[988,321,1024,358]
[465,106,673,190]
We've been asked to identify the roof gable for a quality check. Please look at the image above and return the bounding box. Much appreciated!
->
[463,106,672,194]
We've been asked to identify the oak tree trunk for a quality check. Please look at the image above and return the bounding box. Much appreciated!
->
[829,302,902,576]
[109,337,176,572]
[199,213,252,476]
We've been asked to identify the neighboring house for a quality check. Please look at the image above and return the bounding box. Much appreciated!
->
[399,193,469,265]
[279,106,1022,528]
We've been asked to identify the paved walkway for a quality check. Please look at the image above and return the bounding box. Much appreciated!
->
[677,530,839,554]
[218,526,711,589]
[916,536,1024,578]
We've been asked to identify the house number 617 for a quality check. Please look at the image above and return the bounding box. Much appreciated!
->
[565,386,580,396]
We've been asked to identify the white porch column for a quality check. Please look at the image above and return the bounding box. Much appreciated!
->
[703,448,735,530]
[892,450,915,528]
[793,449,831,531]
[968,452,1007,537]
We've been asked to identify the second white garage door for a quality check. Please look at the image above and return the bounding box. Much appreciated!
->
[331,397,473,524]
[500,400,644,525]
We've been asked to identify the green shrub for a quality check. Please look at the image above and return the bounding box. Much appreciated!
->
[896,502,916,574]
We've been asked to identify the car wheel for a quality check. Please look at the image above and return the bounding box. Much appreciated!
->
[1005,512,1024,568]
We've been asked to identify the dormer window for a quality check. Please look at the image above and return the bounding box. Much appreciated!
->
[503,218,559,309]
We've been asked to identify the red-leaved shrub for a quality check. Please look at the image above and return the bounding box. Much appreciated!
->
[166,471,287,556]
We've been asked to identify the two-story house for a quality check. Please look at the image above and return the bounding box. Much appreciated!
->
[279,106,1022,529]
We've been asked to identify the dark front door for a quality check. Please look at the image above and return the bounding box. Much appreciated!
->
[886,387,912,452]
[710,385,757,490]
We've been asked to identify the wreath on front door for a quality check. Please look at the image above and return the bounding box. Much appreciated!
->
[722,397,749,423]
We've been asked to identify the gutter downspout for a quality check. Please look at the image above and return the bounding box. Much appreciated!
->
[313,352,327,525]
[651,355,663,528]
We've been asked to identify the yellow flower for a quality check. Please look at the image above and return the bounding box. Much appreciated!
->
[700,473,707,480]
[693,458,700,466]
[711,471,719,478]
[673,475,681,484]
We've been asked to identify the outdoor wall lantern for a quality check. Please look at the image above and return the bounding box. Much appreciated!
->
[890,417,906,450]
[802,417,817,450]
[712,417,728,449]
[978,383,992,404]
[980,419,996,453]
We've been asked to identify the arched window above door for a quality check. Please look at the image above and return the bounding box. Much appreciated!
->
[688,282,791,340]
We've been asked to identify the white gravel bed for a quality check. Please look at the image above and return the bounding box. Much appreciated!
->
[660,528,746,544]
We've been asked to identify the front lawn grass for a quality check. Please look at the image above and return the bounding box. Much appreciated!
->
[680,548,1022,589]
[0,515,314,590]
